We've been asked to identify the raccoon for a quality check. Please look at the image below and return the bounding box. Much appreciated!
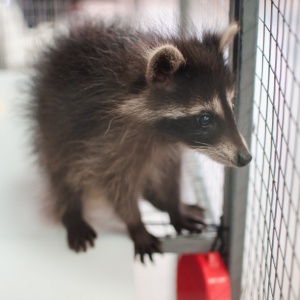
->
[30,20,252,263]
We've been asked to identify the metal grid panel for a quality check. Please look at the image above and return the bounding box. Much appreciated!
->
[242,0,300,299]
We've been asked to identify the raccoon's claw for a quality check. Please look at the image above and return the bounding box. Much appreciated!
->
[171,204,206,234]
[135,234,162,264]
[130,226,162,264]
[65,218,97,253]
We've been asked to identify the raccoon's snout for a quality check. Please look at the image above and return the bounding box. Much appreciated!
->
[237,150,252,167]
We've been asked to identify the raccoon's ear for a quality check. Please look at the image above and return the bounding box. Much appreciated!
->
[146,45,185,86]
[219,22,239,52]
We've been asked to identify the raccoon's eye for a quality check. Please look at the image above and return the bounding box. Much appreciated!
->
[196,114,213,128]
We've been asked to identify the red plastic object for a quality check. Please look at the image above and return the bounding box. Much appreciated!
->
[177,252,231,300]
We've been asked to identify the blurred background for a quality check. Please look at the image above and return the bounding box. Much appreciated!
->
[0,0,229,69]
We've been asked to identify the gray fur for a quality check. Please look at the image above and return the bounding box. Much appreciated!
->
[29,20,251,262]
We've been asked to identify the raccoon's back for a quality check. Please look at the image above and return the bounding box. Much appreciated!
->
[30,23,154,160]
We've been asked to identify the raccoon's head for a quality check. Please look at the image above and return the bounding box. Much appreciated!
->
[149,23,252,167]
[120,23,251,167]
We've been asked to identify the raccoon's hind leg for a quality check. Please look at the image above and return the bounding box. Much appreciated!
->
[144,159,205,234]
[52,174,97,252]
[144,183,205,234]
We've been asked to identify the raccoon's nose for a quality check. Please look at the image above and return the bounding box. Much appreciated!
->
[237,151,252,167]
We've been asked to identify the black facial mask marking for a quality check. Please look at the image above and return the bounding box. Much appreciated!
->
[156,113,223,146]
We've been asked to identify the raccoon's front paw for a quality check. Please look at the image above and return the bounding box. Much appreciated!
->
[171,204,206,234]
[65,218,97,253]
[129,226,162,264]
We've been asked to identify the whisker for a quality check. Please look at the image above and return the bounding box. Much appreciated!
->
[104,118,114,135]
[193,141,210,147]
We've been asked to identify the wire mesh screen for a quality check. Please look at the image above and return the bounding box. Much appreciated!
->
[242,0,300,299]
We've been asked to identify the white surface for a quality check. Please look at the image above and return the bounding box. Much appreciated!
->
[0,70,179,300]
[135,254,177,300]
[0,71,135,300]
